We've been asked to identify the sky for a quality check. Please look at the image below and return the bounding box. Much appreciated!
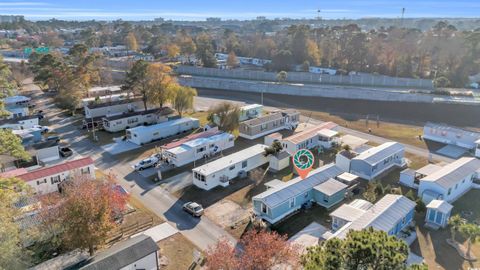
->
[0,0,479,21]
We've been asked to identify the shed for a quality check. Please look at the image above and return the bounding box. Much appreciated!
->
[313,178,348,209]
[425,200,453,228]
[269,150,290,172]
[336,172,359,186]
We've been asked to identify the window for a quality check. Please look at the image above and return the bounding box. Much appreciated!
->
[372,165,378,172]
[447,188,452,195]
[304,192,308,198]
[455,184,458,190]
[462,179,465,183]
[402,217,406,224]
[242,161,248,168]
[196,147,206,153]
[81,167,90,175]
[229,137,234,142]
[229,165,235,171]
[289,198,294,208]
[261,123,267,131]
[261,203,267,214]
[323,196,329,203]
[50,175,61,184]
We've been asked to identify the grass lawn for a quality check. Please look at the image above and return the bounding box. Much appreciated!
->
[186,110,210,126]
[157,234,201,270]
[405,152,429,170]
[409,189,480,270]
[300,110,427,149]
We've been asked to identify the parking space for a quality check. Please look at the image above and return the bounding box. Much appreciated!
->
[204,199,250,229]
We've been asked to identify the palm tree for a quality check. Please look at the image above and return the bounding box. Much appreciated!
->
[459,223,480,257]
[448,215,465,242]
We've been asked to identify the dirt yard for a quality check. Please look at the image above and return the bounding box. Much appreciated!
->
[157,234,201,270]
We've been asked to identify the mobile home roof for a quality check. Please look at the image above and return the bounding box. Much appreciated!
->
[420,157,480,188]
[352,142,404,165]
[127,117,198,134]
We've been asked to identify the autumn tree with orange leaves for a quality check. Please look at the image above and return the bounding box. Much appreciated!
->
[37,174,128,256]
[205,230,299,270]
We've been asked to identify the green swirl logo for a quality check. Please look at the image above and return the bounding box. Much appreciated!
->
[293,149,314,170]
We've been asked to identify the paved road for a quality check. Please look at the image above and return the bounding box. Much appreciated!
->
[26,81,236,251]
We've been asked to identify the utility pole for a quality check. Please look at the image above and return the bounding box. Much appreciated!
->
[400,8,405,28]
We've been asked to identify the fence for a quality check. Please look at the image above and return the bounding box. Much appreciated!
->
[176,65,434,89]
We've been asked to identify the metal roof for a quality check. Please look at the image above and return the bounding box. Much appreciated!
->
[183,132,233,148]
[17,157,94,182]
[241,112,283,127]
[283,122,338,144]
[424,122,480,140]
[103,107,173,121]
[426,200,453,213]
[352,142,404,165]
[127,117,198,133]
[78,234,158,270]
[85,98,143,109]
[313,178,348,196]
[317,129,338,138]
[253,163,344,208]
[192,144,268,176]
[421,157,480,189]
[330,205,367,222]
[416,164,442,176]
[161,128,220,150]
[332,194,416,239]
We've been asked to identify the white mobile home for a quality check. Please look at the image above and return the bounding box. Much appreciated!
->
[126,117,199,145]
[84,98,144,119]
[87,85,124,97]
[423,122,480,150]
[212,104,263,125]
[239,110,300,140]
[193,144,269,190]
[163,132,235,167]
[16,157,95,195]
[102,107,174,133]
[418,157,480,203]
[279,122,339,155]
[0,115,39,130]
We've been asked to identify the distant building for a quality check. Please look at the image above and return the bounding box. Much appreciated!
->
[423,122,480,150]
[154,17,164,22]
[0,115,39,130]
[0,15,24,23]
[206,17,221,22]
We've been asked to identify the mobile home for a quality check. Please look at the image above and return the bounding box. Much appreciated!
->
[476,139,480,158]
[192,144,269,190]
[212,104,263,125]
[163,131,235,167]
[330,194,415,239]
[253,164,346,224]
[84,98,144,119]
[126,117,199,145]
[423,122,480,150]
[418,157,480,203]
[0,115,39,130]
[102,107,174,133]
[336,142,405,181]
[16,157,95,195]
[239,110,300,140]
[279,122,339,155]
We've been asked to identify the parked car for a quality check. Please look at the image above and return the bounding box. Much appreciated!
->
[59,147,73,157]
[46,135,60,143]
[33,125,49,134]
[182,202,204,217]
[133,156,159,171]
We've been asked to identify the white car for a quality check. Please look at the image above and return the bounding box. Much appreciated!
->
[182,202,204,217]
[134,156,159,171]
[33,125,49,133]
